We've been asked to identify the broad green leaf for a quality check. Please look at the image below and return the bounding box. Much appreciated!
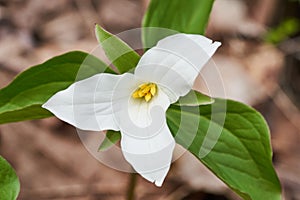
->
[0,51,113,124]
[98,130,121,151]
[0,156,20,200]
[174,90,214,106]
[95,24,141,73]
[166,99,281,200]
[142,0,214,48]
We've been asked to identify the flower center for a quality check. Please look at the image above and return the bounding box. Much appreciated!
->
[132,83,157,102]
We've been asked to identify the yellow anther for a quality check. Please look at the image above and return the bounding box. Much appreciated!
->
[132,83,157,102]
[138,90,145,97]
[139,83,148,89]
[142,87,151,93]
[145,93,152,102]
[150,84,156,96]
[132,91,140,98]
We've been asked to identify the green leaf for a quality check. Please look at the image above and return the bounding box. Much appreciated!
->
[95,24,141,73]
[0,156,20,200]
[98,130,121,151]
[166,99,281,200]
[0,51,113,124]
[94,98,281,199]
[264,18,300,44]
[142,0,214,48]
[174,90,214,106]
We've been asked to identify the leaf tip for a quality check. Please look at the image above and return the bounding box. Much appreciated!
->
[95,24,111,44]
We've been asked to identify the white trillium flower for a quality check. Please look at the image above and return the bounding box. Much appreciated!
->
[42,33,221,186]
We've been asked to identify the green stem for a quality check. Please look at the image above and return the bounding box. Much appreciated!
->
[126,172,137,200]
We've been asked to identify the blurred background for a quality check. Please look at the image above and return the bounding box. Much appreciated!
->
[0,0,299,199]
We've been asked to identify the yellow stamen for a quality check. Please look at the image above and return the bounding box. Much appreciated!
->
[132,83,157,102]
[138,90,145,97]
[132,91,140,98]
[150,84,156,96]
[139,83,148,89]
[142,87,151,93]
[145,93,152,102]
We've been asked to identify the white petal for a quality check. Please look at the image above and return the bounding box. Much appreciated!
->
[120,121,175,186]
[135,33,221,103]
[42,73,135,131]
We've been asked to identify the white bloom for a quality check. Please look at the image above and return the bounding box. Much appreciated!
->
[42,34,221,186]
